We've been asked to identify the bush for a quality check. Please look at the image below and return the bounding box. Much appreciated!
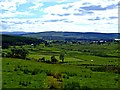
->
[23,69,30,74]
[19,81,31,86]
[82,86,91,90]
[2,52,5,57]
[6,52,12,58]
[38,57,45,62]
[59,53,65,62]
[26,57,31,60]
[53,72,62,79]
[31,68,43,75]
[63,81,81,90]
[51,55,58,63]
[63,74,69,79]
[45,60,51,63]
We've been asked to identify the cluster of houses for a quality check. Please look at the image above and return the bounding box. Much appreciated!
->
[30,38,120,46]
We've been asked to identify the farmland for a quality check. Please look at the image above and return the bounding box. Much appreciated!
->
[2,36,120,89]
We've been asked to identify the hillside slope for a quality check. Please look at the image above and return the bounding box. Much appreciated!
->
[22,31,119,41]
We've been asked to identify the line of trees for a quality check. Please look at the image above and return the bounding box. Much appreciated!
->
[2,47,29,59]
[2,35,45,49]
[2,47,65,64]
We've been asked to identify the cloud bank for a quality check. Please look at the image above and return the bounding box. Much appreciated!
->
[0,0,118,33]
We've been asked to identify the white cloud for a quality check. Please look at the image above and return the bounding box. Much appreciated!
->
[0,0,44,18]
[0,0,118,33]
[0,0,27,11]
[42,0,118,33]
[0,0,28,18]
[1,16,118,33]
[0,11,33,18]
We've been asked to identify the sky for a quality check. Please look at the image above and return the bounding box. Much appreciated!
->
[0,0,119,33]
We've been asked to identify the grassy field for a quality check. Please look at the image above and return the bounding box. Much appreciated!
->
[2,42,120,89]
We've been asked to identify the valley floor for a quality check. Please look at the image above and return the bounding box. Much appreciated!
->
[2,43,120,89]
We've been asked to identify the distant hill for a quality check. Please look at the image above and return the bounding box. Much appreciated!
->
[1,31,119,41]
[1,31,33,36]
[1,34,45,49]
[21,31,119,41]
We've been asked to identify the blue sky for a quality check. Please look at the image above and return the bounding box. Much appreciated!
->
[0,0,119,33]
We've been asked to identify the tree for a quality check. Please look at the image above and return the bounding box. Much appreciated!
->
[2,43,9,49]
[11,47,29,59]
[59,53,64,62]
[45,41,50,46]
[51,55,58,63]
[38,57,45,62]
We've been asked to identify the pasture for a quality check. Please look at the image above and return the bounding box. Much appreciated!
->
[2,42,120,89]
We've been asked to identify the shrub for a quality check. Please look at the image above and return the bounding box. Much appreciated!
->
[45,60,51,63]
[82,86,91,90]
[53,72,62,79]
[2,52,5,57]
[31,68,42,75]
[26,58,31,60]
[38,57,45,62]
[6,52,12,58]
[59,53,65,62]
[63,81,81,90]
[63,74,69,79]
[51,55,58,63]
[19,81,31,86]
[23,69,30,74]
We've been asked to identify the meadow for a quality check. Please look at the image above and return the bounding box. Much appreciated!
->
[2,41,120,89]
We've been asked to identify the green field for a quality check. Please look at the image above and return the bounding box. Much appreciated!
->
[2,42,120,89]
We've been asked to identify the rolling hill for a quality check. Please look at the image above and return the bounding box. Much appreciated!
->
[1,31,33,36]
[21,31,119,41]
[1,31,119,41]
